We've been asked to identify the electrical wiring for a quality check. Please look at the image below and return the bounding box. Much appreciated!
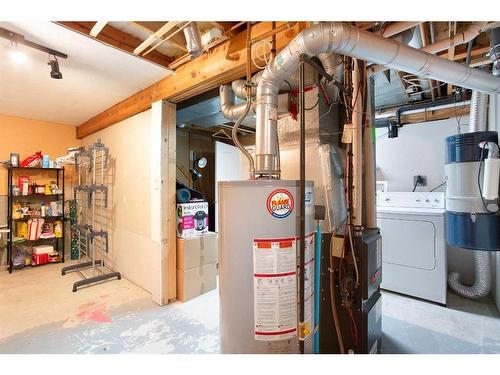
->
[251,39,271,69]
[305,96,320,111]
[347,212,360,286]
[329,236,346,354]
[412,179,419,192]
[430,181,447,192]
[347,306,359,348]
[478,143,496,213]
[376,131,389,140]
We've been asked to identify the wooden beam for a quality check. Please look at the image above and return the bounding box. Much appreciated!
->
[437,45,490,61]
[130,22,187,52]
[133,21,188,51]
[90,21,107,37]
[56,21,174,68]
[76,21,306,139]
[133,21,178,55]
[163,101,177,303]
[400,104,470,125]
[210,22,240,31]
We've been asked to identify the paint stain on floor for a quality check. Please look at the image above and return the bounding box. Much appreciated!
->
[0,291,221,354]
[63,301,112,329]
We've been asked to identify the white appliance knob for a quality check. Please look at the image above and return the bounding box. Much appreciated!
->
[425,199,430,203]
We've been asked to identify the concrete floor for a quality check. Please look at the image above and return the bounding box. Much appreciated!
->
[0,261,499,354]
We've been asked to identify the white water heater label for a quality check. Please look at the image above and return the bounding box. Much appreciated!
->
[252,233,315,342]
[253,237,297,341]
[303,232,315,340]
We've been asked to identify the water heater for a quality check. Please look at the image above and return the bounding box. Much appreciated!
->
[218,180,314,353]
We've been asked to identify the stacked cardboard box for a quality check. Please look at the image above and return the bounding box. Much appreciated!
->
[176,232,218,302]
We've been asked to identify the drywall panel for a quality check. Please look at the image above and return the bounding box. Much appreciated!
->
[82,110,155,294]
[375,117,469,192]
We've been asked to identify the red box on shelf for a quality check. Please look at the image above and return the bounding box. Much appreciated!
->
[32,253,49,266]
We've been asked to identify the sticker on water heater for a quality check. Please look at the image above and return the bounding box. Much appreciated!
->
[267,189,294,218]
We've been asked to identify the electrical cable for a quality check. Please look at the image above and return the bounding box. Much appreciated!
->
[329,236,345,354]
[412,179,419,192]
[305,95,320,111]
[429,181,447,192]
[347,212,359,287]
[347,306,359,348]
[478,143,495,213]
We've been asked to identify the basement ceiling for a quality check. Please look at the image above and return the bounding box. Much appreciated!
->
[0,21,169,125]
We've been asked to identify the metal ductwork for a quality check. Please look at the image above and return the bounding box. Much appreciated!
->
[231,72,262,99]
[492,27,500,76]
[421,22,487,54]
[469,90,489,132]
[449,251,492,299]
[254,22,500,176]
[447,86,493,299]
[220,84,256,122]
[183,22,203,58]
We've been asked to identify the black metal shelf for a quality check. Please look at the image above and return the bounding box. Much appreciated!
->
[8,166,64,171]
[11,216,64,222]
[6,167,65,273]
[12,193,63,198]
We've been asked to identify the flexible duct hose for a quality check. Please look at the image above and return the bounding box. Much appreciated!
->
[469,90,489,132]
[448,85,492,299]
[448,251,492,299]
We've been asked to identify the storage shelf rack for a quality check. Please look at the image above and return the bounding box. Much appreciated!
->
[5,166,65,273]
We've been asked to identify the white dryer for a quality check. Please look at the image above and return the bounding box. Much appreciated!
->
[377,192,447,305]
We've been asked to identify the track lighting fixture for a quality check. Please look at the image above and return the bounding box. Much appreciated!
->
[0,27,67,77]
[48,54,62,79]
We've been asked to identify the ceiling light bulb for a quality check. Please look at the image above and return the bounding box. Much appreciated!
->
[9,50,27,64]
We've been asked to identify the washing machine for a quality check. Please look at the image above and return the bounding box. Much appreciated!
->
[377,192,447,305]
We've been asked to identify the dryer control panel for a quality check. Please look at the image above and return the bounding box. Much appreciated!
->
[377,192,445,209]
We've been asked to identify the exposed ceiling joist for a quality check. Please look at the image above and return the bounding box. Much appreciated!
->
[90,21,107,37]
[56,21,174,68]
[438,45,490,61]
[76,21,306,139]
[133,21,179,55]
[210,22,240,31]
[130,22,187,52]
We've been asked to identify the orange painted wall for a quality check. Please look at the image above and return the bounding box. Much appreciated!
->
[0,114,80,194]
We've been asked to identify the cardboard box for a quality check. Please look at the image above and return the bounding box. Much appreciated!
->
[32,245,54,255]
[177,262,217,302]
[176,201,209,238]
[177,232,218,271]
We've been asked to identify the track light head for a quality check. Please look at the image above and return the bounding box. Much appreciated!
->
[48,55,62,79]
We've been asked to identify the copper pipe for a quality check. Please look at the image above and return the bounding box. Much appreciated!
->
[246,21,252,82]
[251,21,296,44]
[271,21,277,59]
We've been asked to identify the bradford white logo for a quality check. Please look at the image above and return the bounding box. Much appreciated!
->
[267,189,294,218]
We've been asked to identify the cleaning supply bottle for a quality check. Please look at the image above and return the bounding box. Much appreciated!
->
[54,221,63,238]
